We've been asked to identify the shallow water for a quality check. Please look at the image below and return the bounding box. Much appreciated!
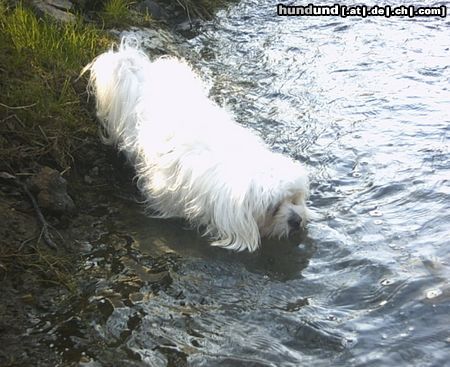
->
[54,2,450,366]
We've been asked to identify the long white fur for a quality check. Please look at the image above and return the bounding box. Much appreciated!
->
[83,38,311,252]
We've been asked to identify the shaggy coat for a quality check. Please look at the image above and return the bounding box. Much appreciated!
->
[84,39,311,252]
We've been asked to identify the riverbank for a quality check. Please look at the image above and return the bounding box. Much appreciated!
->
[0,1,233,365]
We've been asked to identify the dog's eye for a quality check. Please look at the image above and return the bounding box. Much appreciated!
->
[291,195,303,205]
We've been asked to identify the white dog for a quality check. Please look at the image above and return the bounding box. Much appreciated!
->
[83,38,311,252]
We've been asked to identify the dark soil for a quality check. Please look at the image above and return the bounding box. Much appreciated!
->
[0,140,132,366]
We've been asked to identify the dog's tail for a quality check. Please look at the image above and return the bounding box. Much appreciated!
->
[82,38,148,157]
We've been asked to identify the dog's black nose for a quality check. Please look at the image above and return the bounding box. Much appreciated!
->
[288,212,302,231]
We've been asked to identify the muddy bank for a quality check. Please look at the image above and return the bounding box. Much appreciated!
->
[0,108,192,366]
[0,1,233,365]
[0,137,137,365]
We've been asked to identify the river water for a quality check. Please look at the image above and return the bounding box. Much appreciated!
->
[55,1,450,366]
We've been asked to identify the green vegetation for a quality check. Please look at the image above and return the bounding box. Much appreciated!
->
[102,0,132,27]
[5,5,100,69]
[0,1,110,169]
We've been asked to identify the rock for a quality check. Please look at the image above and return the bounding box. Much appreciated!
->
[28,166,75,215]
[44,0,73,11]
[175,20,192,33]
[32,0,76,23]
[118,27,183,56]
[174,19,202,38]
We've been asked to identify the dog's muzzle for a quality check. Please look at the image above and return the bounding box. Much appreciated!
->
[288,211,302,232]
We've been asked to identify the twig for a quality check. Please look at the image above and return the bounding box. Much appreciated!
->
[1,113,26,128]
[38,125,49,142]
[19,236,36,251]
[0,102,37,110]
[0,172,59,250]
[20,181,58,250]
[176,0,192,24]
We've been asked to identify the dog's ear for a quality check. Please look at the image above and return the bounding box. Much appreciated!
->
[210,210,261,252]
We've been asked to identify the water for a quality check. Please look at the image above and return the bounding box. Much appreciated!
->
[53,1,450,366]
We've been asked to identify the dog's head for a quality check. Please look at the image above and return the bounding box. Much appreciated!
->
[259,190,311,240]
[210,162,312,253]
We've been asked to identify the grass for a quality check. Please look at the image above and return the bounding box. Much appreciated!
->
[0,1,111,169]
[5,6,99,69]
[102,0,132,28]
[0,243,78,292]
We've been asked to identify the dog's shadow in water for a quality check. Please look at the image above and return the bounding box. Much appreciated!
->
[127,213,316,281]
[219,234,316,281]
